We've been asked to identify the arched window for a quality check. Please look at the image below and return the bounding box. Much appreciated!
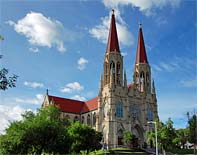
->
[93,112,96,126]
[130,105,141,119]
[116,101,123,118]
[81,116,84,123]
[147,105,153,121]
[110,61,115,74]
[117,62,121,85]
[74,116,79,122]
[66,115,70,119]
[87,114,91,125]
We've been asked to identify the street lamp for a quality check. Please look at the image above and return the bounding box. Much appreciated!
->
[147,121,158,155]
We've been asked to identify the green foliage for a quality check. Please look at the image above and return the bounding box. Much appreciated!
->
[188,114,197,144]
[0,68,18,90]
[68,121,102,153]
[173,128,188,148]
[123,131,135,147]
[0,105,71,154]
[157,118,176,151]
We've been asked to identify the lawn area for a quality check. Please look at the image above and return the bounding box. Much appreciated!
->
[89,148,149,155]
[169,148,195,154]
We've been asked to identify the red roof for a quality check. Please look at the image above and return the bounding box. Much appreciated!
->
[49,95,84,113]
[82,97,98,113]
[106,11,120,53]
[128,84,133,89]
[135,25,148,64]
[48,95,98,114]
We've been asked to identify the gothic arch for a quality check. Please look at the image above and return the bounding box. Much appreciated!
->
[93,112,96,126]
[87,114,91,125]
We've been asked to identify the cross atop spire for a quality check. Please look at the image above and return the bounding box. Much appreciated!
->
[106,10,120,53]
[135,24,148,64]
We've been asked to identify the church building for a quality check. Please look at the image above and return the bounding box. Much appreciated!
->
[42,11,158,148]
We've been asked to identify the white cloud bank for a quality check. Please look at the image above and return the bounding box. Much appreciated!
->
[0,105,26,134]
[78,57,88,70]
[24,81,44,88]
[61,82,84,93]
[89,10,133,47]
[102,0,180,16]
[6,12,78,53]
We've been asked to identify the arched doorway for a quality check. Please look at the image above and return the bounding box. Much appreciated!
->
[117,129,123,145]
[132,124,144,148]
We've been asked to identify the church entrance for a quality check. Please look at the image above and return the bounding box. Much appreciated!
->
[117,129,123,145]
[132,124,144,148]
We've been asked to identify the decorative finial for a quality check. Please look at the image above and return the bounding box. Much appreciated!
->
[139,23,142,28]
[46,89,48,95]
[112,9,115,15]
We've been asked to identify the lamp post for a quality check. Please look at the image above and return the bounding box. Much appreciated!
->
[147,121,158,155]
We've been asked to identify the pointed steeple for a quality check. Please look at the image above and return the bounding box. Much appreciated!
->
[106,10,120,53]
[135,24,148,64]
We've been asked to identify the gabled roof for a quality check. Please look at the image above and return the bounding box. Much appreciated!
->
[48,95,84,114]
[106,10,120,53]
[82,97,98,113]
[48,95,98,114]
[135,25,148,64]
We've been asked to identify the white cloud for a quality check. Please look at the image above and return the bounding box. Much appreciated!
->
[71,95,86,101]
[102,0,181,16]
[24,81,44,88]
[180,79,197,88]
[77,57,88,70]
[15,94,44,105]
[121,52,128,56]
[29,47,39,53]
[6,12,70,52]
[61,82,84,93]
[89,10,133,47]
[0,105,25,134]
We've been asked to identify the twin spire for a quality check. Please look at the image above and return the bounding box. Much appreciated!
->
[135,24,148,64]
[106,10,148,64]
[106,9,120,53]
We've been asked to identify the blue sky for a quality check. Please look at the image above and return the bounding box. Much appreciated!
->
[0,0,196,133]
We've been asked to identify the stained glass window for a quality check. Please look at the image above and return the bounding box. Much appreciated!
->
[130,105,140,119]
[116,101,123,118]
[147,105,153,121]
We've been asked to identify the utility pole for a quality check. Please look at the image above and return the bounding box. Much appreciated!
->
[148,121,158,155]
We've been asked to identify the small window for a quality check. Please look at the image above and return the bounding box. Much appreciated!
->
[116,101,123,118]
[87,114,91,125]
[74,116,79,122]
[81,116,84,123]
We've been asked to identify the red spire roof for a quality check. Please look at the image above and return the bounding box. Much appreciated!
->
[106,10,120,53]
[135,24,148,64]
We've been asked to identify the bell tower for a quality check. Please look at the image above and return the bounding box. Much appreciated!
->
[133,24,151,93]
[103,10,123,88]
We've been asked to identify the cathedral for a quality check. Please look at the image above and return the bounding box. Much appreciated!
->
[42,11,158,148]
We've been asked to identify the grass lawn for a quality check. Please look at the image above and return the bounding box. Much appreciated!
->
[89,147,148,155]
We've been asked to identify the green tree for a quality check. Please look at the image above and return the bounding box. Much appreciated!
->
[188,114,197,144]
[157,118,176,154]
[123,131,135,148]
[0,105,71,154]
[68,121,102,154]
[173,128,188,149]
